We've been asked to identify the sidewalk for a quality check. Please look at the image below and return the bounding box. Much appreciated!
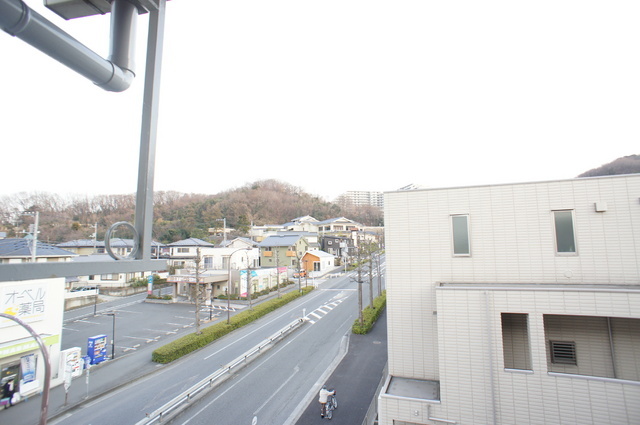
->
[294,311,388,425]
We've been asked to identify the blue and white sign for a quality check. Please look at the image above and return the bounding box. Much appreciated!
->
[20,353,36,384]
[87,335,108,365]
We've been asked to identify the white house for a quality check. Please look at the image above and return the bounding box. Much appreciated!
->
[379,174,640,425]
[301,249,335,275]
[283,216,320,232]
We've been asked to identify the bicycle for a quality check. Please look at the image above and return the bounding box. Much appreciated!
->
[325,391,338,419]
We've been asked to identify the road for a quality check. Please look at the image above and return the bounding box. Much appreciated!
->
[167,284,357,425]
[166,263,386,425]
[47,262,384,425]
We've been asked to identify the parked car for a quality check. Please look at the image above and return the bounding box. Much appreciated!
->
[293,270,307,278]
[70,286,98,292]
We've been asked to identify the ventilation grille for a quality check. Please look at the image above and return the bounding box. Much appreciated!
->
[550,341,577,365]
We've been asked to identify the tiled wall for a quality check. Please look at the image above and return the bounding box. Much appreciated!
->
[433,288,640,425]
[381,175,640,425]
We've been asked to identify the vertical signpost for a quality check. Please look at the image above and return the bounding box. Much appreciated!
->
[147,274,154,295]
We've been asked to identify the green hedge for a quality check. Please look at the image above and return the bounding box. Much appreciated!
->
[352,290,386,335]
[151,286,314,364]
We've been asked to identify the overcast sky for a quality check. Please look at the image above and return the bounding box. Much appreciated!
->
[1,1,638,202]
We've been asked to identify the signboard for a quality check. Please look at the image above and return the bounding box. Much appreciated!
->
[87,335,108,365]
[239,270,258,297]
[0,334,59,359]
[60,347,83,378]
[1,283,47,327]
[147,275,154,295]
[20,354,36,384]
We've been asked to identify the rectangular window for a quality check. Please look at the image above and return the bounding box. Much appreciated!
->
[177,247,189,254]
[451,214,470,256]
[553,210,576,253]
[550,341,577,365]
[501,313,532,370]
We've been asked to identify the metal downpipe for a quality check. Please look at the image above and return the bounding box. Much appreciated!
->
[0,0,136,92]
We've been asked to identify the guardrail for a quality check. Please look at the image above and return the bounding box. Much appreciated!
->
[135,317,305,424]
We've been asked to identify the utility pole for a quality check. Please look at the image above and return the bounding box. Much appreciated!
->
[368,247,374,308]
[92,222,98,254]
[355,235,364,326]
[275,249,281,299]
[216,218,227,245]
[247,260,253,310]
[194,248,202,334]
[23,211,39,262]
[296,252,303,293]
[377,251,382,296]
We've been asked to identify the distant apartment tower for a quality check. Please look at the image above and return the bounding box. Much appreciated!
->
[379,174,640,425]
[337,190,384,208]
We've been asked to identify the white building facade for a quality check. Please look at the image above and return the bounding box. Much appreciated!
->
[380,175,640,425]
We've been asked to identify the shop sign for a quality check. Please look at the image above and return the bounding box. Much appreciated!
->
[0,334,59,359]
[1,283,47,326]
[20,354,36,384]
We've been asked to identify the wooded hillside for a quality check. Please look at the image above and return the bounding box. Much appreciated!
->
[578,154,640,177]
[0,179,383,244]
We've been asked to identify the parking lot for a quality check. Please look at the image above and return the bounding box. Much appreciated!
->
[62,293,244,357]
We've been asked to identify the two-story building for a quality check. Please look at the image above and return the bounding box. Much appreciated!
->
[379,174,640,425]
[258,234,310,270]
[320,235,353,259]
[316,217,362,234]
[282,216,320,232]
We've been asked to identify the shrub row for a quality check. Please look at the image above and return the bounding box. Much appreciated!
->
[352,290,386,335]
[151,286,314,364]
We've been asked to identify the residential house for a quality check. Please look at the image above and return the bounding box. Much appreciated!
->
[316,217,362,234]
[219,237,256,250]
[320,235,353,259]
[258,234,310,270]
[70,254,158,290]
[57,239,164,258]
[277,231,320,250]
[301,249,335,274]
[166,238,260,300]
[379,175,640,425]
[56,239,105,255]
[0,238,76,400]
[167,238,216,270]
[283,216,320,232]
[0,237,76,265]
[315,217,380,248]
[249,224,285,242]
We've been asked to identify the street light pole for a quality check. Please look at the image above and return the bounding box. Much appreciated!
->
[105,312,116,359]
